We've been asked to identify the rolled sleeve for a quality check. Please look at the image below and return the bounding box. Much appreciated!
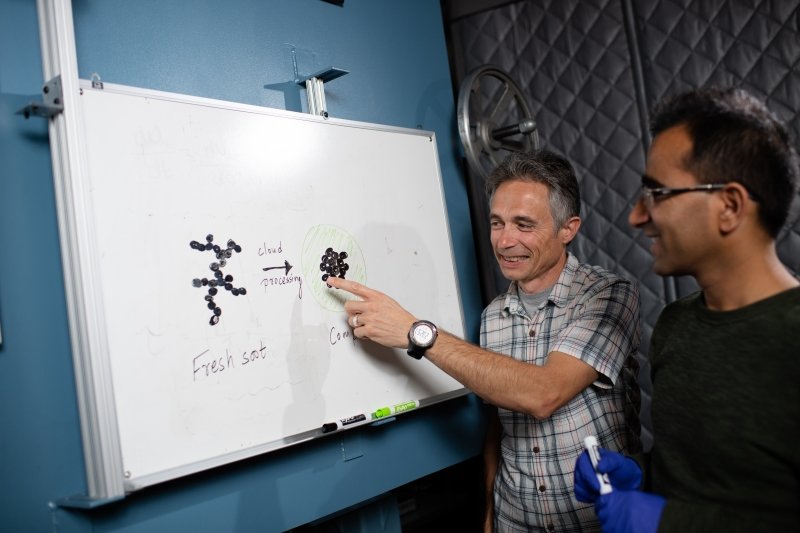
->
[552,278,640,386]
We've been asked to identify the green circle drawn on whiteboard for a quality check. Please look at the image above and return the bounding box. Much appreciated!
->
[301,224,366,311]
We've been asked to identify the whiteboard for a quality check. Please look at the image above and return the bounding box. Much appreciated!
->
[75,82,466,490]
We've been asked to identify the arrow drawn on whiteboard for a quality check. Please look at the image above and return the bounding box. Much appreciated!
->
[262,260,293,276]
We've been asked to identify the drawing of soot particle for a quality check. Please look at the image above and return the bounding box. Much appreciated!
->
[320,247,349,287]
[189,234,247,325]
[301,224,365,312]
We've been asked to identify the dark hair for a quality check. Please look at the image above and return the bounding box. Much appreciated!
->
[650,87,799,237]
[485,149,581,229]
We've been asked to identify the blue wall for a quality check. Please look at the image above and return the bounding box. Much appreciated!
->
[0,1,486,531]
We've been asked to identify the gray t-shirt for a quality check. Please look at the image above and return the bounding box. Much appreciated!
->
[516,284,551,315]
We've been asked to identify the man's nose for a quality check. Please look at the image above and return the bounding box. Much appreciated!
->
[494,226,516,248]
[628,197,650,228]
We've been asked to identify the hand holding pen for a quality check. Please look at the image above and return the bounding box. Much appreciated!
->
[574,437,664,533]
[575,439,642,503]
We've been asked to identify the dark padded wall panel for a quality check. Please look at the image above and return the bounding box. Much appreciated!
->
[445,0,799,449]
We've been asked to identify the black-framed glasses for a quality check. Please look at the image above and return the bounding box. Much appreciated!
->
[639,183,726,208]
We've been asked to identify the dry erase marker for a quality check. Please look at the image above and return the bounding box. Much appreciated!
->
[373,400,421,419]
[393,400,420,413]
[584,435,613,494]
[372,406,392,419]
[321,412,373,433]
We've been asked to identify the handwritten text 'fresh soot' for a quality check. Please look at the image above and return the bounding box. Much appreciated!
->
[193,340,268,382]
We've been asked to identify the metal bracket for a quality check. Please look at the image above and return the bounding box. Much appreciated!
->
[52,493,126,509]
[17,76,65,119]
[90,72,104,90]
[295,66,349,118]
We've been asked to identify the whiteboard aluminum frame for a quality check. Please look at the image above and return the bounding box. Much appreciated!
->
[36,0,126,501]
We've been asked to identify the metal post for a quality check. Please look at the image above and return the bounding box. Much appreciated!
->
[35,0,125,503]
[306,76,328,117]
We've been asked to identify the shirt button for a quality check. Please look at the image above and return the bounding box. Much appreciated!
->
[533,446,540,453]
[529,329,535,337]
[547,524,555,532]
[538,484,546,492]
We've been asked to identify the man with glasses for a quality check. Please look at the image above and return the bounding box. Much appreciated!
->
[574,87,800,532]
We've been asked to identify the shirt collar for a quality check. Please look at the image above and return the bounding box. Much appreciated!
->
[502,252,576,315]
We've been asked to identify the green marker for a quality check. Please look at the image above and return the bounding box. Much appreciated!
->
[393,400,420,413]
[372,400,420,419]
[372,406,392,418]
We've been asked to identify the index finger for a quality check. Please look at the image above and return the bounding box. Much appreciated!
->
[326,275,369,297]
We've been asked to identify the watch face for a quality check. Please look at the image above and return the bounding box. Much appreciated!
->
[411,322,435,347]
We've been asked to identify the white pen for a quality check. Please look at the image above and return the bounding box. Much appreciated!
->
[584,435,613,494]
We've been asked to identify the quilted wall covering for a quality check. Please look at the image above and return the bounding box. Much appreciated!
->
[445,0,799,447]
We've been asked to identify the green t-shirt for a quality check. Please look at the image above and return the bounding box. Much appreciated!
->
[648,287,800,532]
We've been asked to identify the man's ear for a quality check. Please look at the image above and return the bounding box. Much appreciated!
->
[718,183,748,234]
[559,216,581,244]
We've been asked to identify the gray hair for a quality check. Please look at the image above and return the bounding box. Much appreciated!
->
[485,149,581,229]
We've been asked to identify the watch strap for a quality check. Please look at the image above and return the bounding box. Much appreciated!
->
[407,343,426,359]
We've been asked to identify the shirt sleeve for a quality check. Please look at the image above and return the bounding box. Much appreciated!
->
[550,278,640,387]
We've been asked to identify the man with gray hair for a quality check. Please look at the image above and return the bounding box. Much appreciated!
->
[328,149,641,532]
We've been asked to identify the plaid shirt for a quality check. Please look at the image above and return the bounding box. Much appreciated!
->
[481,253,641,532]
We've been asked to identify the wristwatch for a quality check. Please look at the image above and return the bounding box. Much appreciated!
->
[407,320,438,359]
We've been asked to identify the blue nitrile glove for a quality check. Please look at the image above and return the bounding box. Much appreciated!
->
[595,490,665,533]
[574,449,642,503]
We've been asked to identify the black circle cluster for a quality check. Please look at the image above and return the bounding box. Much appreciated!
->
[190,234,246,325]
[319,247,349,287]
